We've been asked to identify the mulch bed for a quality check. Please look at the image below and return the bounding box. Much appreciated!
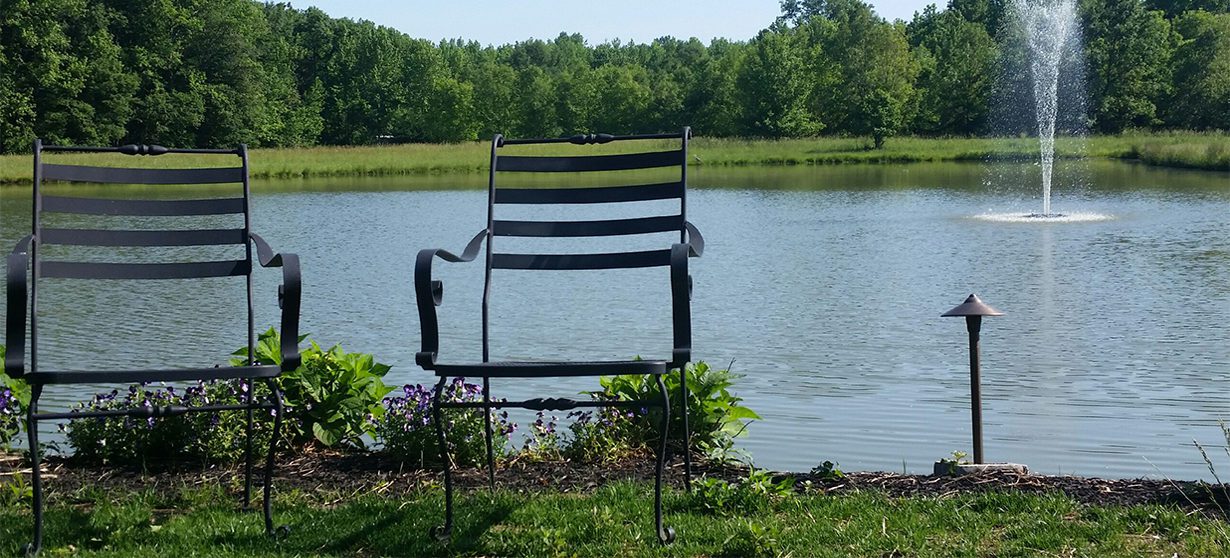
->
[2,450,1226,516]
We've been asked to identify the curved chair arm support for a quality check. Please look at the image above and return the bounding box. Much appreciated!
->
[415,229,487,370]
[4,235,33,378]
[684,221,705,258]
[250,233,302,371]
[669,242,693,368]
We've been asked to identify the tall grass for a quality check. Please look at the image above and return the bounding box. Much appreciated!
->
[1,132,1225,185]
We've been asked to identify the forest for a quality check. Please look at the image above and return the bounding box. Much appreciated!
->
[0,0,1227,153]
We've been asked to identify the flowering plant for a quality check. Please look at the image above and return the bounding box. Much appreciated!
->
[372,379,515,467]
[64,380,265,464]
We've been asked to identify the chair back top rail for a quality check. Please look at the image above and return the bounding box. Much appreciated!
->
[40,144,241,156]
[498,131,688,147]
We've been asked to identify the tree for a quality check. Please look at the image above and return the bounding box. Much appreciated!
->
[1168,10,1230,129]
[1081,0,1174,132]
[1145,0,1230,17]
[802,0,919,147]
[736,28,821,137]
[909,6,1000,134]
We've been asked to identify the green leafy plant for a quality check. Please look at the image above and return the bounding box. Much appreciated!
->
[595,360,759,462]
[691,467,794,516]
[0,344,28,449]
[0,470,32,507]
[811,460,845,482]
[937,450,970,476]
[371,380,515,467]
[232,328,394,448]
[717,520,784,558]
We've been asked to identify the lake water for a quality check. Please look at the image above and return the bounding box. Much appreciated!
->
[2,160,1229,480]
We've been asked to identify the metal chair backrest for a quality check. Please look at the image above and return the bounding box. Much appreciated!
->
[27,140,259,370]
[482,128,693,358]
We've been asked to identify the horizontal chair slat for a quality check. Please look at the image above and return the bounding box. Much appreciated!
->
[494,215,682,237]
[494,182,684,204]
[41,228,247,247]
[41,164,245,184]
[41,259,250,279]
[496,150,682,173]
[42,196,245,216]
[492,249,671,270]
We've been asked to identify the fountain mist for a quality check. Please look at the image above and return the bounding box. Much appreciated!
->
[1014,0,1080,217]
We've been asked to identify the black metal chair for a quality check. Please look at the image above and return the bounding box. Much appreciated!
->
[414,128,703,545]
[4,140,301,556]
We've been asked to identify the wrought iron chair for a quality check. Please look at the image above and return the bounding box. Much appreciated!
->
[414,128,703,545]
[4,140,301,556]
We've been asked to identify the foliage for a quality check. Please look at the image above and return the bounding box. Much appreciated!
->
[3,0,1229,154]
[370,380,515,467]
[1082,0,1174,132]
[0,345,27,449]
[909,6,1000,134]
[1167,10,1230,130]
[691,468,795,516]
[937,449,971,475]
[810,460,846,481]
[596,361,760,462]
[232,328,393,448]
[716,520,785,558]
[64,381,265,465]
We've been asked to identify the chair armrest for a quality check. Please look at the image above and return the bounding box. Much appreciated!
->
[685,221,704,257]
[670,242,693,369]
[415,229,487,370]
[5,235,33,378]
[250,233,302,372]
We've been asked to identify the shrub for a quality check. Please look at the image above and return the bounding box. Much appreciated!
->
[64,381,263,465]
[372,379,515,467]
[232,328,394,448]
[594,361,759,462]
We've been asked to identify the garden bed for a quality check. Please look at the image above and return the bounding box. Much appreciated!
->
[2,449,1219,515]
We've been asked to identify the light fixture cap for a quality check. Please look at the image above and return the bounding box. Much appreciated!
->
[942,294,1004,317]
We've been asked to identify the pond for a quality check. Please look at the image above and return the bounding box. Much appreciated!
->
[2,160,1228,480]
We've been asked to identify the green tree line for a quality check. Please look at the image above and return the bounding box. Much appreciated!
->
[1,0,1227,152]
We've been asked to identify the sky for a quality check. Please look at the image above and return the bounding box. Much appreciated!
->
[283,0,935,47]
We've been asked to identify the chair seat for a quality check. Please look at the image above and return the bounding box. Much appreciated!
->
[434,359,667,378]
[24,364,281,385]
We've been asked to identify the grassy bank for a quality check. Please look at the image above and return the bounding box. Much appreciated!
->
[1,481,1225,557]
[0,133,1226,185]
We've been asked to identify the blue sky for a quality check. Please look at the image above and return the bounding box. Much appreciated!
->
[283,0,934,46]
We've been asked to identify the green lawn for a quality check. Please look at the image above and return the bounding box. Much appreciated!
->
[1,481,1226,557]
[1,132,1226,185]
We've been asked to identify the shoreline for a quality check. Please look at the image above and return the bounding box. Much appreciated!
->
[1,133,1225,186]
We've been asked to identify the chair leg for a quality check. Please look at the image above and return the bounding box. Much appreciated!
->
[482,377,495,491]
[243,378,254,510]
[680,366,692,491]
[430,376,453,542]
[23,384,44,557]
[655,375,675,545]
[263,380,286,537]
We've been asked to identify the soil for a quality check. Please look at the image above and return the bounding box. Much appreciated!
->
[1,450,1225,516]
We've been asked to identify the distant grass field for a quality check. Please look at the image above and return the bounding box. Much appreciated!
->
[0,132,1225,185]
[2,481,1227,557]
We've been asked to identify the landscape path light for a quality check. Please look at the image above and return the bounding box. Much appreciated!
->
[941,293,1003,465]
